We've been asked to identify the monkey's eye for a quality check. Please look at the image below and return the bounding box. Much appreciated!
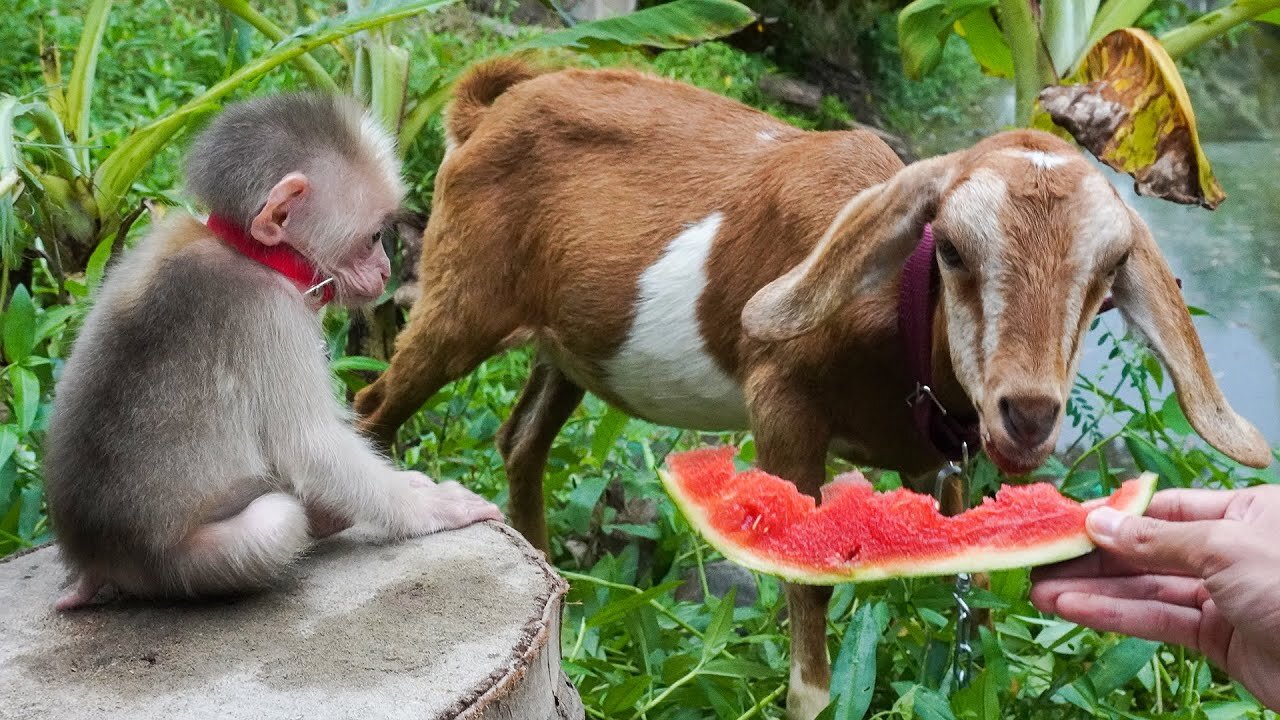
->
[371,228,388,248]
[937,238,966,271]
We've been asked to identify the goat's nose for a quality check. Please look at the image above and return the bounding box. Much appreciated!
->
[998,394,1060,447]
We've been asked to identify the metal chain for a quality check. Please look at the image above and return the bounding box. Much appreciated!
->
[934,443,975,690]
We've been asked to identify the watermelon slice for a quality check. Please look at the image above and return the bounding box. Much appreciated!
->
[660,447,1157,584]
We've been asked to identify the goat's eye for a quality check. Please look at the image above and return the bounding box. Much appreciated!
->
[937,239,966,270]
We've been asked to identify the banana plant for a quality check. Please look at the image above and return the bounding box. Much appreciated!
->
[1,0,458,296]
[897,0,1280,208]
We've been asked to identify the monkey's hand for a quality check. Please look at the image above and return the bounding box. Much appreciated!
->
[397,471,504,536]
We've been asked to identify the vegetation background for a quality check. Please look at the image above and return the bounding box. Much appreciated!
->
[1,1,1277,718]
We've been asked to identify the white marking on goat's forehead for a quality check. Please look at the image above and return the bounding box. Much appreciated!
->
[939,169,1008,246]
[757,129,778,142]
[1003,148,1073,169]
[602,213,749,430]
[938,168,1009,379]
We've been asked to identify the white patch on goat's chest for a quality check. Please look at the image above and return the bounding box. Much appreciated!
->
[602,213,749,430]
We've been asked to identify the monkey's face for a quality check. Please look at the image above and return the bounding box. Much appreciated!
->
[328,228,393,305]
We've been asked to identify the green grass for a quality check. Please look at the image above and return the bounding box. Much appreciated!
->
[3,3,1278,719]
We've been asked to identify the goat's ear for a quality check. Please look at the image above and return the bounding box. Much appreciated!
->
[741,155,952,342]
[1114,215,1270,468]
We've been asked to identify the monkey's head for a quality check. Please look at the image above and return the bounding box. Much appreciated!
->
[185,93,407,305]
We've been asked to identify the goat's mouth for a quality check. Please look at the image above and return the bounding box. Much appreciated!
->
[982,432,1053,476]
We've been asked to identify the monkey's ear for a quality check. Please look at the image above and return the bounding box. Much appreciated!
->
[251,173,310,246]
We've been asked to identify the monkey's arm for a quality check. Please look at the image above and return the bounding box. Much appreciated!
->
[261,312,500,536]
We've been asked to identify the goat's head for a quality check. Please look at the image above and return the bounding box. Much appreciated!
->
[742,129,1270,474]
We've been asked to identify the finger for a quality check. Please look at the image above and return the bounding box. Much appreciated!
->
[1145,488,1239,522]
[1044,592,1204,651]
[1086,507,1233,577]
[1030,548,1150,581]
[1031,574,1208,609]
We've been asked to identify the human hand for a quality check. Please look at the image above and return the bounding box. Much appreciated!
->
[1030,485,1280,710]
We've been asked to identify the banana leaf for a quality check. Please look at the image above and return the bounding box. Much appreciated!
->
[515,0,755,53]
[1038,28,1224,208]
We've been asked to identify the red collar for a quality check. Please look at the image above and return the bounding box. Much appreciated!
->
[205,214,335,306]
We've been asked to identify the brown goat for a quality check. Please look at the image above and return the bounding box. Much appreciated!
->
[355,58,1268,719]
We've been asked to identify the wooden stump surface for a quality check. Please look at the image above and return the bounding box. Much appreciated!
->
[0,521,582,720]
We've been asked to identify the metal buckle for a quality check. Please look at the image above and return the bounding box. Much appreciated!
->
[906,383,949,416]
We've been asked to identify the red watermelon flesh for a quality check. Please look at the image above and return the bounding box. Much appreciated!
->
[660,446,1157,584]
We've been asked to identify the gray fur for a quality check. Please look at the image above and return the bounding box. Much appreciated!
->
[183,93,368,227]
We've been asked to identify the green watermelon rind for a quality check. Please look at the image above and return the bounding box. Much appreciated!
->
[659,468,1158,586]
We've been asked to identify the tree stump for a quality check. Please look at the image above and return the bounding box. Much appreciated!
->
[0,521,583,720]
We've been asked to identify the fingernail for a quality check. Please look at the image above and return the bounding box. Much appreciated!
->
[1087,506,1126,542]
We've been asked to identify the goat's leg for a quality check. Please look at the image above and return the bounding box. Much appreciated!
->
[749,381,833,720]
[354,287,518,450]
[496,355,584,552]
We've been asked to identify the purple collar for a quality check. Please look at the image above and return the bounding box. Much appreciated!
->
[897,223,981,461]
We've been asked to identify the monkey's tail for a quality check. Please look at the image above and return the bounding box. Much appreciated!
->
[446,56,544,147]
[163,492,311,597]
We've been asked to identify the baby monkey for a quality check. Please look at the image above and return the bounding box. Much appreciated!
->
[44,93,501,610]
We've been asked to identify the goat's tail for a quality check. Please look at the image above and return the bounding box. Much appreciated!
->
[446,56,544,147]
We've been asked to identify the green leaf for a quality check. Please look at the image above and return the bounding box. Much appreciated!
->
[1159,393,1194,436]
[10,365,41,433]
[34,306,77,344]
[829,601,885,720]
[1258,9,1280,24]
[0,425,17,470]
[602,674,650,714]
[702,586,736,659]
[66,0,113,172]
[18,483,43,538]
[1124,433,1183,489]
[84,233,117,291]
[564,474,608,534]
[1202,701,1260,720]
[2,285,36,365]
[515,0,756,53]
[212,0,339,90]
[700,657,775,678]
[591,405,629,465]
[586,580,682,627]
[950,667,999,720]
[1080,637,1160,695]
[1041,0,1099,77]
[331,355,390,373]
[955,8,1013,78]
[602,522,660,540]
[891,683,957,720]
[897,0,998,80]
[988,568,1029,607]
[978,626,1009,691]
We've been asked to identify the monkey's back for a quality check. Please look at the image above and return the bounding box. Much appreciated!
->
[44,215,307,572]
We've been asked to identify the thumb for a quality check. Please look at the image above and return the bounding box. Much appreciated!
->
[1086,506,1228,577]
